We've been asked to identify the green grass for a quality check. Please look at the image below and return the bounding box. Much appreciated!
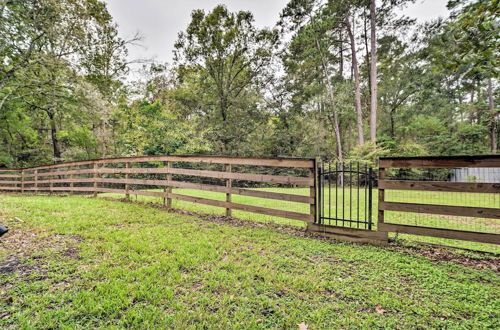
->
[101,186,500,252]
[1,194,499,328]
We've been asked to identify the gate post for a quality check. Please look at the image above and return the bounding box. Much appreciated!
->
[378,166,385,227]
[310,157,320,224]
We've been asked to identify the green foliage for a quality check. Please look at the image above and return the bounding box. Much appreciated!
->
[173,5,278,154]
[347,141,390,168]
[0,0,497,168]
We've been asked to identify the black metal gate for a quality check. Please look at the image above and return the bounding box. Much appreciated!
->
[317,162,374,230]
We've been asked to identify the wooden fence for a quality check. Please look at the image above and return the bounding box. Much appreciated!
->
[0,155,318,223]
[378,155,500,245]
[1,154,499,248]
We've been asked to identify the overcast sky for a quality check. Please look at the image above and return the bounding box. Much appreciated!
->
[104,0,449,67]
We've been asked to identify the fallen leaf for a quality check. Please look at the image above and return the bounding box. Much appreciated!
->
[375,304,387,314]
[298,322,308,330]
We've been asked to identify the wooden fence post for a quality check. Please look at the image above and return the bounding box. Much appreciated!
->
[166,161,172,209]
[49,169,53,195]
[162,161,167,206]
[378,167,385,227]
[225,164,232,217]
[310,158,319,224]
[125,162,130,200]
[70,167,74,194]
[21,169,24,194]
[34,169,38,193]
[93,162,98,197]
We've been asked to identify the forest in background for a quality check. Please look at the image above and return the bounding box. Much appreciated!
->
[0,0,498,168]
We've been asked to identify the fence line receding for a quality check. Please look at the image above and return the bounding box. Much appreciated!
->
[0,155,317,223]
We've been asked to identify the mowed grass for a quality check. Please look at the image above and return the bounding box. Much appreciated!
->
[1,194,499,328]
[101,186,500,252]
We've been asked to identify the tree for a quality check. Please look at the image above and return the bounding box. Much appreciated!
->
[280,0,347,164]
[369,0,378,142]
[431,0,499,153]
[0,0,129,166]
[344,11,364,145]
[173,5,278,154]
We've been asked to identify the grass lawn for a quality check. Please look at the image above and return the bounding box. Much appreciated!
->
[1,194,499,328]
[101,186,500,252]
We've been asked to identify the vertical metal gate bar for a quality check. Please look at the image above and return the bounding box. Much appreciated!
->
[357,162,360,229]
[335,162,338,226]
[365,164,370,229]
[351,163,354,227]
[328,163,331,225]
[342,163,345,227]
[368,167,373,230]
[321,166,324,224]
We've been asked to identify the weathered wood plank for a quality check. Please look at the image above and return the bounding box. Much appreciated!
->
[28,155,314,171]
[169,192,312,222]
[232,187,313,204]
[34,169,94,176]
[167,168,313,186]
[128,189,165,198]
[0,180,20,185]
[0,186,21,190]
[23,186,94,192]
[379,155,500,168]
[30,167,313,185]
[379,223,500,245]
[380,201,500,219]
[97,187,125,194]
[0,174,20,178]
[23,178,95,184]
[19,177,313,203]
[379,180,500,193]
[96,155,315,168]
[307,223,388,244]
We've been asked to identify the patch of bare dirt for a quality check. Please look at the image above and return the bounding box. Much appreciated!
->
[388,243,499,272]
[0,218,83,295]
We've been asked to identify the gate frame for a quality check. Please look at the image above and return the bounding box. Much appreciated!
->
[307,160,388,244]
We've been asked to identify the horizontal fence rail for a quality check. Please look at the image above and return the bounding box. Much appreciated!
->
[378,155,500,246]
[0,156,317,223]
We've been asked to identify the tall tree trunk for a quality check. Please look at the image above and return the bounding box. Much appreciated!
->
[339,31,344,77]
[309,18,344,167]
[369,0,378,143]
[326,86,344,168]
[363,8,371,93]
[345,15,364,145]
[390,108,396,138]
[489,78,497,153]
[47,110,61,160]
